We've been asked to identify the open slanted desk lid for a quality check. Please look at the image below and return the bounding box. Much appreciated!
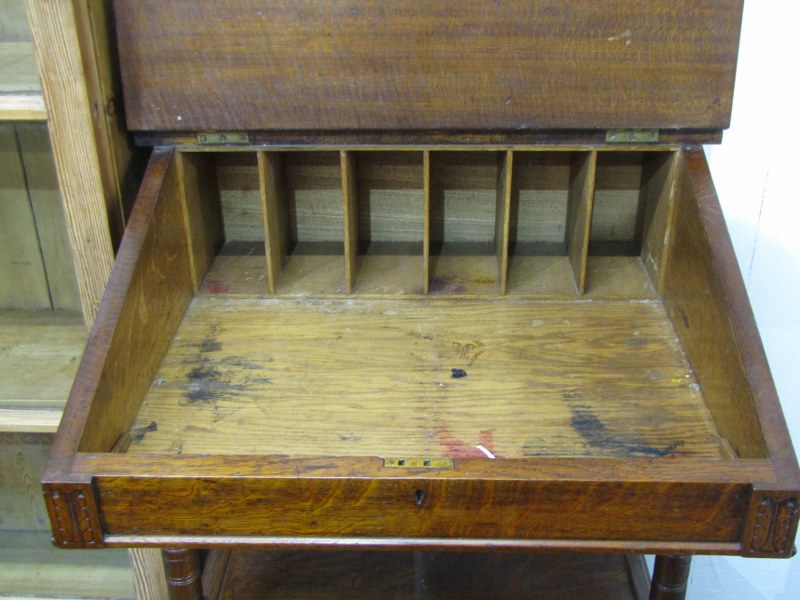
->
[114,0,743,143]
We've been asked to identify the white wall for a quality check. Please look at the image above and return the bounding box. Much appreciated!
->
[694,1,800,597]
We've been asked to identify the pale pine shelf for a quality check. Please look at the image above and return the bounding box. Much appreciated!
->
[0,41,46,121]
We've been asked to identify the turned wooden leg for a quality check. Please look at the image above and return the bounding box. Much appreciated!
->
[649,555,692,600]
[162,547,204,600]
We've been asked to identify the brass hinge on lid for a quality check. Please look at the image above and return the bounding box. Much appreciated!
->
[606,129,659,143]
[197,132,250,145]
[384,458,454,469]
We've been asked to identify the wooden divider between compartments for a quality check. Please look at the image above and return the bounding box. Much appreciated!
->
[423,150,431,294]
[495,150,513,294]
[341,150,359,294]
[639,152,679,294]
[176,152,224,293]
[565,151,596,294]
[258,151,289,294]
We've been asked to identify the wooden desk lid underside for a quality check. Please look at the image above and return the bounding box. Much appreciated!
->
[113,0,743,134]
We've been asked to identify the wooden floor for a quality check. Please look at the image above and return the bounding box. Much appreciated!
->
[128,296,723,459]
[218,549,649,600]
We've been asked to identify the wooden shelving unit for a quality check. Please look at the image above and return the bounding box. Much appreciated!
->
[0,1,137,597]
[0,121,84,432]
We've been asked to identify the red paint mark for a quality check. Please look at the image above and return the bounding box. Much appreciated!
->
[207,280,231,294]
[435,428,495,459]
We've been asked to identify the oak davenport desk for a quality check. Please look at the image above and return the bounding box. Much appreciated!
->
[43,2,799,599]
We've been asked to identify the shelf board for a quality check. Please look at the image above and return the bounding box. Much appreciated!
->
[0,94,47,121]
[0,41,46,121]
[0,310,85,432]
[0,408,61,433]
[219,549,649,600]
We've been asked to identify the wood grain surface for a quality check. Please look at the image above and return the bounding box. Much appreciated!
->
[0,310,85,411]
[16,123,82,311]
[25,0,117,322]
[565,151,596,294]
[77,149,194,453]
[114,0,743,133]
[97,473,749,543]
[662,153,768,459]
[0,124,50,310]
[127,297,721,459]
[0,432,50,531]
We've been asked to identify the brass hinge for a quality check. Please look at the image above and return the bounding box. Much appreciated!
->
[196,132,250,145]
[384,458,454,469]
[605,129,659,143]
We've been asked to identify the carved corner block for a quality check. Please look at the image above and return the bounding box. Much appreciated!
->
[742,490,799,558]
[44,483,105,548]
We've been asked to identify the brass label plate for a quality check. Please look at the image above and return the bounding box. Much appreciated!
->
[196,132,250,145]
[605,129,659,143]
[384,458,454,469]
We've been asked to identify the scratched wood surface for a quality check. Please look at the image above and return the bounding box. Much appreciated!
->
[128,297,723,459]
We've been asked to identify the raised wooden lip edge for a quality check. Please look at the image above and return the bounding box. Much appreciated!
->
[682,150,800,488]
[102,535,743,557]
[44,148,176,474]
[70,453,774,483]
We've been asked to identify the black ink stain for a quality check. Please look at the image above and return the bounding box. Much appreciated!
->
[131,421,157,443]
[451,368,468,379]
[182,357,269,405]
[221,355,263,370]
[188,364,220,382]
[200,338,222,352]
[565,390,684,458]
[197,323,222,353]
[185,364,237,403]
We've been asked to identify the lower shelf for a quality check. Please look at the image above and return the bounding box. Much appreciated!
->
[218,549,650,600]
[0,530,135,599]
